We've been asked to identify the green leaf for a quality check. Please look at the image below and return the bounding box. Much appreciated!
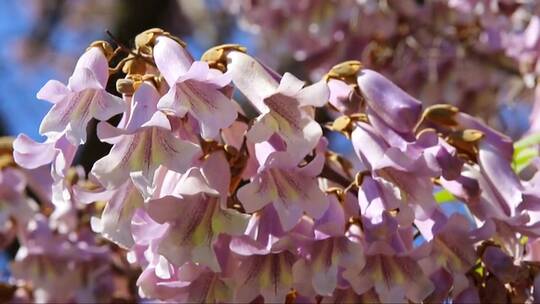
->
[514,132,540,152]
[512,146,539,173]
[512,132,540,173]
[434,189,456,204]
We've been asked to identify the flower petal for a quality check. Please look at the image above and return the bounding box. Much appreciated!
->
[68,67,103,92]
[151,129,201,174]
[36,80,69,104]
[297,79,329,107]
[357,69,422,132]
[126,83,170,132]
[12,134,56,169]
[154,36,193,85]
[237,177,271,213]
[89,90,125,121]
[227,51,278,112]
[277,72,305,95]
[72,47,109,87]
[178,80,237,139]
[246,114,276,144]
[95,181,143,248]
[157,86,190,117]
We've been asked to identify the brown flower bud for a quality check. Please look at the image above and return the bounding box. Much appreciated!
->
[324,60,363,84]
[201,44,247,72]
[88,40,114,60]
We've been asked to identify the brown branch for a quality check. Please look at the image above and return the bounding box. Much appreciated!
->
[321,163,351,188]
[105,30,156,67]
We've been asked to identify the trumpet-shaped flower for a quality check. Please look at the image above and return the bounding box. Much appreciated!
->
[38,47,125,145]
[228,51,329,159]
[91,82,201,189]
[343,213,434,303]
[147,152,249,271]
[293,196,365,297]
[237,140,328,230]
[154,36,237,139]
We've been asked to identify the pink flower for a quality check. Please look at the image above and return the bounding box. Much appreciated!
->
[146,152,249,271]
[229,204,315,256]
[237,140,328,230]
[12,215,114,303]
[37,47,125,145]
[228,51,329,158]
[0,168,37,246]
[131,209,235,302]
[293,196,365,297]
[357,69,422,133]
[13,133,76,170]
[13,133,79,232]
[352,122,438,220]
[91,82,201,189]
[327,78,362,115]
[416,214,478,296]
[343,213,435,303]
[154,36,238,139]
[75,180,142,249]
[138,261,233,302]
[358,175,415,226]
[232,251,297,303]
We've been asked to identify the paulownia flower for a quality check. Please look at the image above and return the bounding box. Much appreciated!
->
[232,250,297,303]
[352,122,438,220]
[229,203,315,256]
[75,179,143,249]
[13,133,76,170]
[327,78,362,115]
[237,140,328,230]
[358,175,415,226]
[91,82,201,189]
[0,168,37,247]
[416,214,478,296]
[357,69,422,134]
[13,133,78,232]
[132,209,235,302]
[138,261,234,303]
[154,36,237,139]
[292,195,365,297]
[146,151,249,271]
[37,46,125,145]
[227,51,329,159]
[343,213,434,303]
[12,215,113,303]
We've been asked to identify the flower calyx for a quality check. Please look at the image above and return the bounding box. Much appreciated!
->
[88,40,114,60]
[135,28,186,56]
[324,60,363,85]
[445,129,485,162]
[326,113,368,138]
[201,44,247,72]
[116,74,161,96]
[0,137,14,169]
[419,104,460,129]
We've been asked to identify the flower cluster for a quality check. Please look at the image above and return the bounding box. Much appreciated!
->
[4,28,540,303]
